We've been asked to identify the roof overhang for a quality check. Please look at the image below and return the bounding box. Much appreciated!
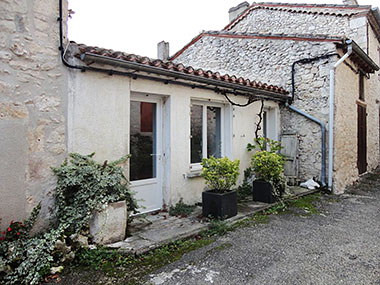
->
[336,40,379,73]
[368,7,380,43]
[78,51,290,102]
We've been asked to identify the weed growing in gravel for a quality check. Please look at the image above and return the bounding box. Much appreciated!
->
[169,199,196,217]
[286,193,321,216]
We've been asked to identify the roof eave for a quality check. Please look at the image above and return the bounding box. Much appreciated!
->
[81,52,290,101]
[336,40,379,73]
[368,7,380,43]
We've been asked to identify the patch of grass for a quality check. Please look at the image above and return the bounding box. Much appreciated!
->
[230,212,270,231]
[207,242,232,254]
[286,193,321,215]
[204,219,231,236]
[363,173,379,181]
[262,203,288,215]
[72,237,213,284]
[169,199,196,217]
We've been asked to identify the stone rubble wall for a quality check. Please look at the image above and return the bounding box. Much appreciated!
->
[228,8,368,51]
[174,36,338,184]
[0,0,68,229]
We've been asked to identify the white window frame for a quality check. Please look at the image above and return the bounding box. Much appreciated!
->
[190,100,227,171]
[263,106,279,141]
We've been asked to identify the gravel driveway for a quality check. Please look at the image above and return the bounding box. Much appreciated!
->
[147,174,380,285]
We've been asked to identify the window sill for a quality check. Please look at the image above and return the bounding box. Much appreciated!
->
[186,164,202,178]
[186,171,202,178]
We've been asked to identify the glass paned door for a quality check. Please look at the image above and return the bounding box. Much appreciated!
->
[130,95,162,214]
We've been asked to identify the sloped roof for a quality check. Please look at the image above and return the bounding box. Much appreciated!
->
[170,31,378,89]
[70,42,289,96]
[224,2,371,31]
[171,31,344,61]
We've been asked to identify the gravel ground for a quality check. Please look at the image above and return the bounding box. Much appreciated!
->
[147,173,380,285]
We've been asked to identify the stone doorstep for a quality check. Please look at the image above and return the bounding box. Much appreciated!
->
[107,188,320,255]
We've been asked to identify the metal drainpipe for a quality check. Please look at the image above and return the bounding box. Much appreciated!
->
[328,40,353,191]
[286,104,326,187]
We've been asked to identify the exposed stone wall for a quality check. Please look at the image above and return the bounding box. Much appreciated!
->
[175,36,337,183]
[228,8,368,51]
[0,1,68,229]
[229,8,350,36]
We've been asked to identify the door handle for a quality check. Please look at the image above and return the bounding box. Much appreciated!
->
[150,154,162,157]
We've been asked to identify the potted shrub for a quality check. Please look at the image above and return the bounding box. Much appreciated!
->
[248,137,285,203]
[201,156,240,219]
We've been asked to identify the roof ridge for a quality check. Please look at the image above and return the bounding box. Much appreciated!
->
[223,3,370,31]
[250,2,371,9]
[204,30,344,40]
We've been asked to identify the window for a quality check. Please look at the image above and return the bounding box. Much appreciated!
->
[190,102,223,164]
[359,72,364,101]
[263,111,267,138]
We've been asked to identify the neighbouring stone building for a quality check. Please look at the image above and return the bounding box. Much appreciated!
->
[1,0,379,228]
[172,1,380,193]
[0,1,69,229]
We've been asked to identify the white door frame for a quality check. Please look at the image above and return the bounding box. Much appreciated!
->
[130,93,163,214]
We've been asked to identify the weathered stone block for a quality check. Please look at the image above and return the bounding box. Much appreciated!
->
[89,201,127,245]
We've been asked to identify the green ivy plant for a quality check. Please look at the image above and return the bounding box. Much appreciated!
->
[0,153,137,284]
[248,137,286,199]
[201,157,240,193]
[53,153,138,233]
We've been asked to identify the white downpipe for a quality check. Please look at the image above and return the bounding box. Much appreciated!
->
[328,40,353,191]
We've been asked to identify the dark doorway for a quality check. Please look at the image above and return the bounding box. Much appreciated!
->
[357,104,367,174]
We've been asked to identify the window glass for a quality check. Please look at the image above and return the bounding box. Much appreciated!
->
[207,106,221,158]
[263,111,267,138]
[130,101,156,181]
[359,72,364,101]
[191,105,203,163]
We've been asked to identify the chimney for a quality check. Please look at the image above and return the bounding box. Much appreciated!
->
[157,41,169,61]
[229,1,250,22]
[342,0,359,5]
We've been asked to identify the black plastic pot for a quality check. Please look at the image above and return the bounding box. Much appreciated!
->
[252,180,276,203]
[202,190,237,219]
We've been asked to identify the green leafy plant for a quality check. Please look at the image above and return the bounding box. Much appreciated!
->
[248,137,286,199]
[0,153,137,285]
[201,157,240,192]
[169,199,196,217]
[237,167,254,201]
[53,153,138,233]
[247,136,282,153]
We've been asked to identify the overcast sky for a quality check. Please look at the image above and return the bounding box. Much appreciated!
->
[68,0,379,58]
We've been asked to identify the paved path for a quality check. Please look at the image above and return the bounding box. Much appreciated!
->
[147,177,380,285]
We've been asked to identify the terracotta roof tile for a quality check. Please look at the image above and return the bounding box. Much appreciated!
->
[71,42,289,96]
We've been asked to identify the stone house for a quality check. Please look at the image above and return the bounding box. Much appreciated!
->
[0,0,379,227]
[172,0,380,194]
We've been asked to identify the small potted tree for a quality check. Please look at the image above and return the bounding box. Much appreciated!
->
[201,156,240,219]
[248,137,285,203]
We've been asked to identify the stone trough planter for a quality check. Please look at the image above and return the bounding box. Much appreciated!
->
[89,200,127,245]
